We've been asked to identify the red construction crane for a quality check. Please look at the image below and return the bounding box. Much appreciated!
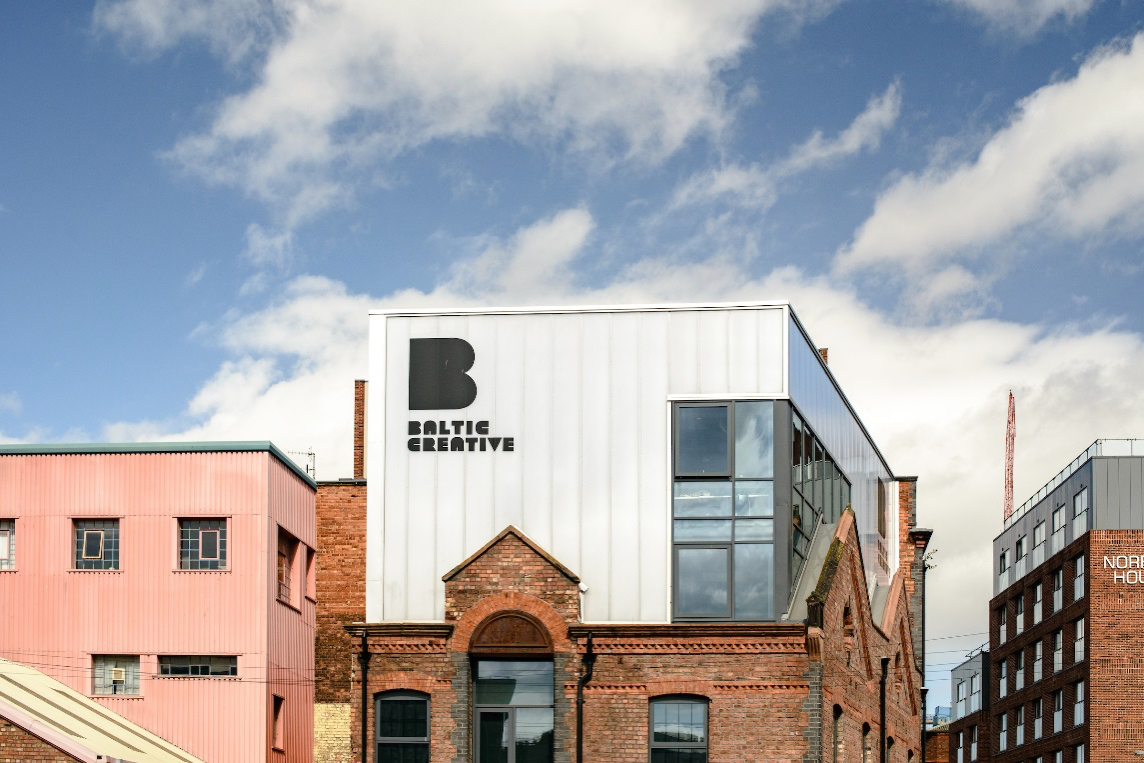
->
[1004,391,1016,522]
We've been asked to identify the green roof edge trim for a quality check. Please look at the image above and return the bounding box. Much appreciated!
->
[0,441,316,488]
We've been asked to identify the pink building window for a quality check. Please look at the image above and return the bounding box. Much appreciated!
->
[0,519,14,569]
[179,519,228,570]
[272,694,285,750]
[93,655,139,695]
[74,519,119,570]
[277,529,297,605]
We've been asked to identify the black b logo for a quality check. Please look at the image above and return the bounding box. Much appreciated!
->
[408,338,478,410]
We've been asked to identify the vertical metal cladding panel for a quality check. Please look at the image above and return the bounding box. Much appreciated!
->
[370,305,787,623]
[267,455,316,763]
[0,450,275,763]
[787,314,896,587]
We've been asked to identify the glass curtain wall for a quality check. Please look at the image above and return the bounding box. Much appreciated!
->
[791,410,851,584]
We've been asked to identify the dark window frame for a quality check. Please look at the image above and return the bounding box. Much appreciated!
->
[472,659,555,763]
[376,690,430,762]
[649,694,709,762]
[672,401,779,623]
[179,518,228,570]
[159,655,238,677]
[74,519,120,570]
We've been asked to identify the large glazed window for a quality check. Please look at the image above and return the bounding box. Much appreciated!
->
[673,402,776,621]
[93,655,139,695]
[649,696,708,763]
[474,660,553,763]
[376,691,430,763]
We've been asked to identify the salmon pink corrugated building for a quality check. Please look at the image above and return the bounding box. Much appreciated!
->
[0,442,317,763]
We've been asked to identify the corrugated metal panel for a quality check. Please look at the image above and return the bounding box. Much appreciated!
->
[368,306,787,622]
[0,449,313,763]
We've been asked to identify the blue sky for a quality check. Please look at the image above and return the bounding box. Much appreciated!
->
[3,0,1144,707]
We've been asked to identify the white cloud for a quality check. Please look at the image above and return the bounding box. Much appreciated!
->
[0,392,21,416]
[941,0,1100,34]
[671,81,901,210]
[95,0,831,223]
[102,206,1144,706]
[837,33,1144,274]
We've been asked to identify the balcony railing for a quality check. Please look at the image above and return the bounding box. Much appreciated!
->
[1073,510,1088,537]
[1004,439,1144,529]
[1054,649,1063,672]
[1051,528,1065,554]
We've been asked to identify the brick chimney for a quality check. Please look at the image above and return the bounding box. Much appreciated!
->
[353,380,367,480]
[818,348,828,365]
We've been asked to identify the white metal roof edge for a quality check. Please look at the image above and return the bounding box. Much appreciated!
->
[0,699,101,763]
[369,299,792,317]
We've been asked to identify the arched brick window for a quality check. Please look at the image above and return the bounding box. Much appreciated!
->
[832,705,844,763]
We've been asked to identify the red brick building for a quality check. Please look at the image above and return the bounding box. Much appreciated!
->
[954,440,1144,763]
[316,304,931,762]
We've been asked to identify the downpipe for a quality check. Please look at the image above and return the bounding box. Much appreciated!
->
[577,633,596,763]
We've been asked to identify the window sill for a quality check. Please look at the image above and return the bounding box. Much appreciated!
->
[0,569,17,573]
[156,675,240,681]
[172,568,231,574]
[304,594,317,603]
[91,694,143,700]
[276,596,301,613]
[69,569,122,574]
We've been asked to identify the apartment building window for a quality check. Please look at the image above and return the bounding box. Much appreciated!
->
[649,696,707,763]
[1016,706,1025,746]
[999,660,1007,699]
[1051,506,1065,553]
[1034,641,1043,682]
[158,656,238,677]
[1000,550,1010,591]
[1074,554,1085,600]
[1034,583,1043,625]
[1052,569,1063,613]
[1016,595,1025,634]
[74,519,119,570]
[1052,630,1063,673]
[376,691,429,763]
[278,528,298,605]
[998,712,1008,752]
[1051,751,1062,763]
[970,725,978,761]
[1016,537,1027,578]
[1016,650,1025,690]
[1075,744,1085,763]
[1074,680,1084,725]
[999,605,1007,643]
[956,731,963,763]
[1034,698,1043,738]
[0,519,14,570]
[1033,521,1046,566]
[178,519,227,570]
[93,655,139,696]
[1052,689,1063,734]
[673,402,780,621]
[1074,618,1084,663]
[1072,488,1088,536]
[956,681,966,718]
[970,672,981,713]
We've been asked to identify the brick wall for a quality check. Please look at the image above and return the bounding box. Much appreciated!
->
[314,479,367,763]
[926,727,950,762]
[1087,530,1144,762]
[0,718,80,762]
[344,514,924,763]
[353,380,366,480]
